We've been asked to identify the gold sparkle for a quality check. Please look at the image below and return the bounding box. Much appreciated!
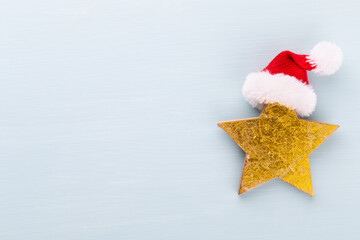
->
[218,103,339,196]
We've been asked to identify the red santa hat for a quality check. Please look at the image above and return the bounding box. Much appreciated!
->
[242,41,343,117]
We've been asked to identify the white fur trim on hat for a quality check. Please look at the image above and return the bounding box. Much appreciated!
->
[242,71,317,117]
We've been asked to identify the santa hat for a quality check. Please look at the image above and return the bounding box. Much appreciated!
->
[242,41,343,117]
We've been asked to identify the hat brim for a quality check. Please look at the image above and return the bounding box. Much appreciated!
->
[241,71,317,117]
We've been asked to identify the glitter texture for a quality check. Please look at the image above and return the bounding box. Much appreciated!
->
[218,103,339,196]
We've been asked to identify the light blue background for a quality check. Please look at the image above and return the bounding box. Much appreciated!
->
[0,0,359,239]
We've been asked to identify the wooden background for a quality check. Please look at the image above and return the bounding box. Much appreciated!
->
[0,0,359,239]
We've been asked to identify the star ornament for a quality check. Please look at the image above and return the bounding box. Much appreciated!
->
[218,103,338,196]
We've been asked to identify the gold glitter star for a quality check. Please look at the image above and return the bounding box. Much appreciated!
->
[218,103,338,196]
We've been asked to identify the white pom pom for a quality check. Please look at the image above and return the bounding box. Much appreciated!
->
[307,41,343,75]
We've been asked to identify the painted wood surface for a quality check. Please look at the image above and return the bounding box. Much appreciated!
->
[0,1,359,239]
